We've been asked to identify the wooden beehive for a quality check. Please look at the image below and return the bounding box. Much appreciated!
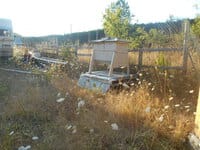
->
[89,38,129,76]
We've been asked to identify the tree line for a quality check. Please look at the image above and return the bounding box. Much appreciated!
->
[23,20,187,48]
[23,0,199,49]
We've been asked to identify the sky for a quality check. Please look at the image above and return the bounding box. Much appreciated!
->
[0,0,198,37]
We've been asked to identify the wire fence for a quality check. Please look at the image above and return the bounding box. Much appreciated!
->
[32,20,200,72]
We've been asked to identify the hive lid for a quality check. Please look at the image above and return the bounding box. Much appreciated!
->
[91,37,129,43]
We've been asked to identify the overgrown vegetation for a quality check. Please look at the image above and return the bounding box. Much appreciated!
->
[1,1,200,149]
[0,50,199,149]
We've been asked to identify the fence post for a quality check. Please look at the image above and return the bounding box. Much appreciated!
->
[138,50,143,70]
[182,20,189,73]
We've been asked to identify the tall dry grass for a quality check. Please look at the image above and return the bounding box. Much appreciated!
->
[50,69,197,149]
[0,48,199,149]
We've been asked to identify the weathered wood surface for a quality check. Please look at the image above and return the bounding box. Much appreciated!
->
[195,87,200,137]
[129,48,183,52]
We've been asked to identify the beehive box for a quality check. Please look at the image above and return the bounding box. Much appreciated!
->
[91,38,129,68]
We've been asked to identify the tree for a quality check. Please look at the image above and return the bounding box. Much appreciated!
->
[147,29,168,47]
[103,0,131,39]
[129,26,148,48]
[192,17,200,38]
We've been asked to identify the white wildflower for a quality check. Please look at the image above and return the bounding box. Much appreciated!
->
[145,106,151,113]
[111,123,119,131]
[18,145,31,150]
[18,146,25,150]
[169,97,174,101]
[9,131,14,136]
[157,114,164,122]
[189,90,194,94]
[78,100,85,109]
[151,87,155,91]
[72,126,77,134]
[66,124,72,130]
[122,83,130,89]
[90,128,94,133]
[164,105,170,109]
[175,104,180,107]
[32,136,39,140]
[25,145,31,150]
[186,109,190,112]
[57,92,61,97]
[104,120,108,123]
[184,106,190,109]
[56,97,65,103]
[65,92,69,97]
[139,73,143,77]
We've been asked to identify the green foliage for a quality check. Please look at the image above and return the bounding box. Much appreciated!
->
[148,29,168,47]
[192,17,200,38]
[103,0,131,39]
[62,47,73,59]
[61,42,76,60]
[0,83,9,98]
[155,52,170,67]
[129,27,148,48]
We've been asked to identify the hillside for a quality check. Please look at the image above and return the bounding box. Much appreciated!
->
[22,19,190,46]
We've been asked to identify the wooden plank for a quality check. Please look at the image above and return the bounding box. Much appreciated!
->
[129,48,183,52]
[134,65,184,70]
[77,53,92,56]
[78,49,182,55]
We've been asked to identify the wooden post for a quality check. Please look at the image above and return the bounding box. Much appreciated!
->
[108,52,116,76]
[182,20,189,73]
[88,51,94,74]
[138,50,143,70]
